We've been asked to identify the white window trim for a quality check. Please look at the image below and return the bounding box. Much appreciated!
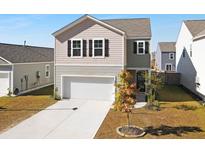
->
[169,53,174,60]
[45,64,50,78]
[92,38,105,58]
[165,63,172,71]
[71,39,83,58]
[136,40,145,55]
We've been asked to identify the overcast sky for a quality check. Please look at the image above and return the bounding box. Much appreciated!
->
[0,14,205,51]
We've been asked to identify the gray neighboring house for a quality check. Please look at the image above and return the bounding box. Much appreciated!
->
[53,15,151,101]
[156,42,176,72]
[0,43,54,96]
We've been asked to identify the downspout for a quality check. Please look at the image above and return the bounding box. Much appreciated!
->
[54,38,56,97]
[11,64,14,94]
[123,34,127,70]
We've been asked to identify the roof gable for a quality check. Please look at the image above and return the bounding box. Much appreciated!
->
[0,57,10,64]
[52,15,125,37]
[0,43,54,63]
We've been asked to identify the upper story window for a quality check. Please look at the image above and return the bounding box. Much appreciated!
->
[190,44,192,57]
[71,39,83,58]
[45,64,50,78]
[169,53,174,60]
[93,39,105,58]
[134,40,149,55]
[137,41,145,55]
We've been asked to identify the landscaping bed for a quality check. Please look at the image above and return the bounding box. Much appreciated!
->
[95,85,205,139]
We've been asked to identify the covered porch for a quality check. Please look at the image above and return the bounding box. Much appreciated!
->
[127,67,151,103]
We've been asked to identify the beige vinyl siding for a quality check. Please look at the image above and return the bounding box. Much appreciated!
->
[127,39,151,68]
[55,18,124,65]
[55,65,123,95]
[13,63,54,92]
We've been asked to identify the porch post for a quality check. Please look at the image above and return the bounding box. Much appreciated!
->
[145,69,151,102]
[148,69,151,84]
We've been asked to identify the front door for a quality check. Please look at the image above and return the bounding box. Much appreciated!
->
[136,71,146,92]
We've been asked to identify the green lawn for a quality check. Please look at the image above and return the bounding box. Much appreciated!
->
[95,85,205,139]
[22,85,54,96]
[0,85,57,133]
[158,85,196,102]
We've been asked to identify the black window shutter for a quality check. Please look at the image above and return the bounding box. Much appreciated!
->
[83,40,87,57]
[105,39,109,57]
[89,40,93,57]
[145,41,149,54]
[134,41,137,54]
[67,40,71,57]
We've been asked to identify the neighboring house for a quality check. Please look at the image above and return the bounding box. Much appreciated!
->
[176,20,205,101]
[53,15,151,101]
[0,43,54,96]
[156,42,176,72]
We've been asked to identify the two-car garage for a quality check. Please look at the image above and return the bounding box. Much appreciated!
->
[61,76,115,101]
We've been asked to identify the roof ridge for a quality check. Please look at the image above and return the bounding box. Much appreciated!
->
[101,18,150,21]
[0,42,53,50]
[158,42,176,43]
[184,19,205,22]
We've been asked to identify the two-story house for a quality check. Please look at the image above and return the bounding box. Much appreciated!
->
[176,20,205,101]
[53,15,151,101]
[156,42,176,72]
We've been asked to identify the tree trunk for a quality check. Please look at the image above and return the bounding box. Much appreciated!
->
[127,112,130,127]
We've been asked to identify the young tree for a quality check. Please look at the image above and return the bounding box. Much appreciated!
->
[114,70,136,127]
[144,71,163,109]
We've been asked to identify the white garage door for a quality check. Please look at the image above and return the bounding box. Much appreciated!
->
[62,76,115,101]
[0,72,10,96]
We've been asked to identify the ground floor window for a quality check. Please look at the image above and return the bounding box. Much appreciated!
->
[165,64,172,71]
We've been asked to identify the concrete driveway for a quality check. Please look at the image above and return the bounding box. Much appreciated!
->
[0,99,112,139]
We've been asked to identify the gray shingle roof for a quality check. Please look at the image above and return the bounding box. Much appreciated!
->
[184,20,205,37]
[195,29,205,38]
[158,42,176,52]
[0,43,54,63]
[53,15,151,38]
[102,18,151,38]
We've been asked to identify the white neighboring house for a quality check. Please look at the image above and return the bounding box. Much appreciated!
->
[176,20,205,101]
[156,42,176,72]
[0,43,54,96]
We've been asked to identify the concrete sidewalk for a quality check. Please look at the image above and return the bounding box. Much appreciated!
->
[0,99,112,139]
